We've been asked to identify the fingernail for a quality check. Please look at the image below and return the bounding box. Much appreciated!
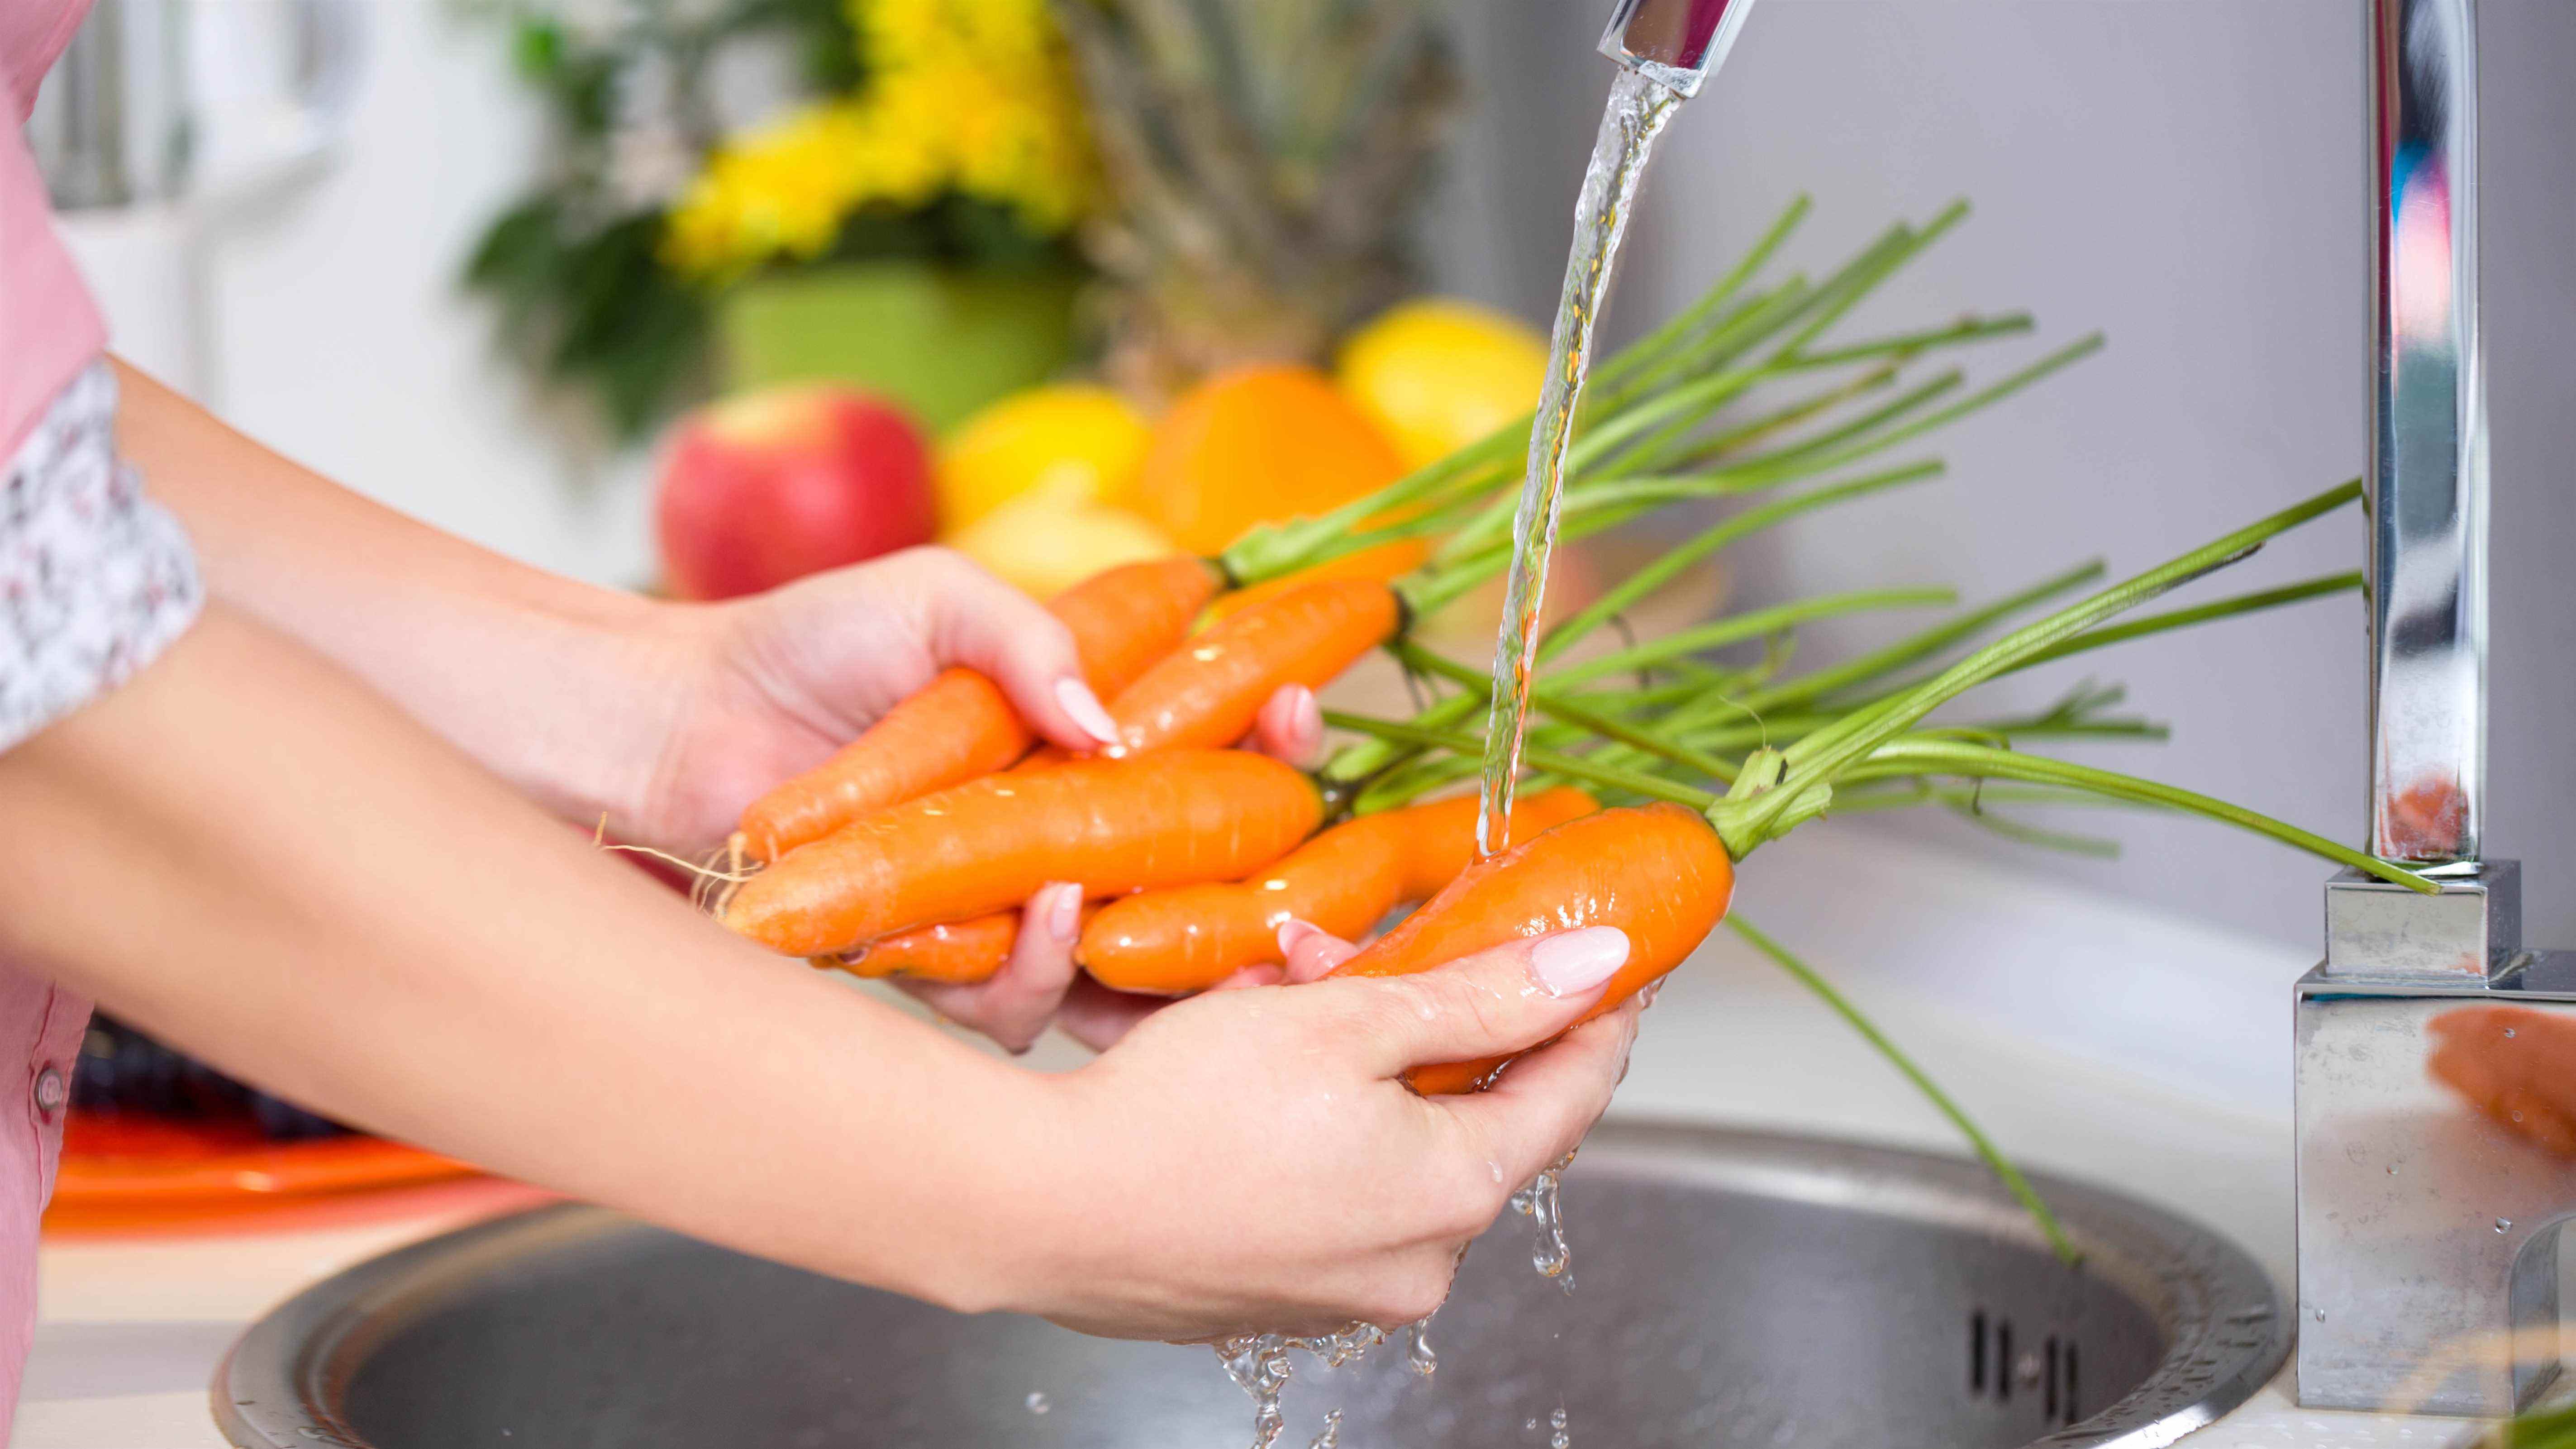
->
[1277,919,1320,956]
[1529,927,1630,997]
[1054,679,1123,747]
[1047,883,1083,943]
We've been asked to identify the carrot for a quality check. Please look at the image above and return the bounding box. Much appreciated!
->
[1102,576,1401,755]
[1081,786,1598,995]
[722,750,1323,958]
[821,904,1102,984]
[736,557,1221,860]
[1331,803,1735,1095]
[1201,539,1427,626]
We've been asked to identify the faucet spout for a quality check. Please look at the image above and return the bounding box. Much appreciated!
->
[1597,0,1758,99]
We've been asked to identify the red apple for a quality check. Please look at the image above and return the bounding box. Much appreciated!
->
[653,385,938,600]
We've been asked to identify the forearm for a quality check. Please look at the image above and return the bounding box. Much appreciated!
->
[0,607,1051,1309]
[107,359,681,827]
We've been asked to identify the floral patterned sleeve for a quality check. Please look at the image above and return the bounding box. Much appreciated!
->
[0,362,203,752]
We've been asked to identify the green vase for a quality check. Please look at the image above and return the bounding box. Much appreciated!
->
[717,262,1084,434]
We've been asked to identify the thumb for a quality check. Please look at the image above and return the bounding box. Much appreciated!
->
[1319,928,1631,1077]
[905,549,1123,753]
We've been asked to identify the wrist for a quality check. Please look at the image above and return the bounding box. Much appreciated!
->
[909,1065,1104,1318]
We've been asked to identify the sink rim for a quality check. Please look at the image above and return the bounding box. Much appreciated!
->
[211,1119,2288,1449]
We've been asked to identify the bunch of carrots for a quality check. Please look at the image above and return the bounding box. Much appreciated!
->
[683,198,2429,1248]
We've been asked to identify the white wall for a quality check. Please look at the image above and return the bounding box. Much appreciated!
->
[59,0,662,590]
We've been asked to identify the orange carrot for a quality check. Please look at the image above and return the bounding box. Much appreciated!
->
[736,557,1221,860]
[1103,576,1401,755]
[822,904,1102,984]
[1201,539,1426,626]
[1331,803,1735,1095]
[723,750,1323,958]
[1081,786,1598,995]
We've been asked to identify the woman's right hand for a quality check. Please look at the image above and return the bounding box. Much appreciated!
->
[972,926,1643,1342]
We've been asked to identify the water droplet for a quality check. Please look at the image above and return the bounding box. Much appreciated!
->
[1405,1318,1439,1378]
[1521,1169,1573,1280]
[2386,1163,2400,1175]
[2314,1306,2327,1322]
[1525,1419,1540,1434]
[1550,1406,1573,1449]
[2497,1218,2514,1233]
[2505,1027,2517,1038]
[1025,1392,1050,1416]
[1308,1409,1344,1449]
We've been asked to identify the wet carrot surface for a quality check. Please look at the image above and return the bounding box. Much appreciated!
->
[1081,787,1597,995]
[737,557,1222,860]
[1332,803,1735,1094]
[724,750,1323,958]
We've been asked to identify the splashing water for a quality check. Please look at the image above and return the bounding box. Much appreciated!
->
[1551,1405,1573,1449]
[1214,1325,1387,1449]
[1476,65,1684,857]
[1511,1167,1576,1289]
[1404,1317,1440,1378]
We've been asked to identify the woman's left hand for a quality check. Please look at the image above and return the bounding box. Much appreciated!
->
[622,546,1127,852]
[620,547,1325,1054]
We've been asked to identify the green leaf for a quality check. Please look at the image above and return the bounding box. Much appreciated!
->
[509,16,564,81]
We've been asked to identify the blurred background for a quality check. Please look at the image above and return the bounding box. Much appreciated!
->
[29,0,2576,959]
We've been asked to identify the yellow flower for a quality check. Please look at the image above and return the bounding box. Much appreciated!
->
[665,0,1096,279]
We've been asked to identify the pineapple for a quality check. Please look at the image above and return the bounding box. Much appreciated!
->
[1049,0,1462,402]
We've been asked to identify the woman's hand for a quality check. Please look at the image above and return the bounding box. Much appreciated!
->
[3,608,1638,1344]
[630,546,1320,846]
[634,548,1324,1054]
[975,927,1644,1340]
[626,547,1124,852]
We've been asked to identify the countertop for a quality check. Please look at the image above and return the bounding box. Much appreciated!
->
[13,829,2497,1449]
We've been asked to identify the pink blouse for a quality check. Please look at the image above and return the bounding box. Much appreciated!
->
[6,2,171,1437]
[3,0,105,462]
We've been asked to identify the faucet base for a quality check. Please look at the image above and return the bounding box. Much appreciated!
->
[2294,948,2576,1414]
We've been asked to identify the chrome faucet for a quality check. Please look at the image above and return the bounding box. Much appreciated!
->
[1598,0,1757,99]
[1596,0,2570,1416]
[2293,0,2576,1419]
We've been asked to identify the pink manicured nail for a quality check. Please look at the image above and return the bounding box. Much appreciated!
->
[1046,883,1083,942]
[1277,919,1321,956]
[1055,678,1123,747]
[1529,927,1630,997]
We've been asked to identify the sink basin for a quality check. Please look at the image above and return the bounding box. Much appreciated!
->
[214,1121,2286,1449]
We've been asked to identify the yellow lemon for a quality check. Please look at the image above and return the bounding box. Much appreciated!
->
[949,493,1181,600]
[936,383,1152,531]
[1336,299,1550,470]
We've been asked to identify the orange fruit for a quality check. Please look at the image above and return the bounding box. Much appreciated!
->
[1137,364,1408,556]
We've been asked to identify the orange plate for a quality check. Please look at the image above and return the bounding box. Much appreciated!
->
[44,1111,487,1236]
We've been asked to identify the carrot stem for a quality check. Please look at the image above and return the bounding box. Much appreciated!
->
[1774,313,2037,373]
[2005,572,2365,674]
[1726,916,2079,1264]
[1839,736,2432,892]
[1590,191,1812,400]
[1713,479,2367,854]
[1386,640,1743,784]
[1550,586,1957,686]
[1320,710,1720,810]
[1754,560,2109,712]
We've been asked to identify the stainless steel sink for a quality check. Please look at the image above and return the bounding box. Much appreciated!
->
[214,1121,2286,1449]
